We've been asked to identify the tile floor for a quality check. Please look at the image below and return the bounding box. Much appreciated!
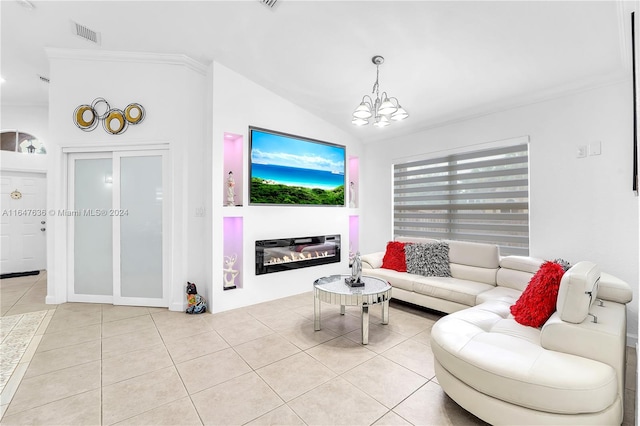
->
[0,272,636,425]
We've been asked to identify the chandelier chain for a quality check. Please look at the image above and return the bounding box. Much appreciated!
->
[372,65,380,96]
[351,55,408,127]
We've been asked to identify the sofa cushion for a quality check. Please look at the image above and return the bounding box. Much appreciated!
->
[556,261,599,324]
[496,268,535,292]
[449,263,498,285]
[381,241,408,272]
[405,242,451,277]
[362,268,415,292]
[443,240,499,285]
[412,276,494,307]
[431,302,618,415]
[476,286,521,305]
[497,256,544,291]
[445,239,500,269]
[500,255,544,274]
[598,272,633,304]
[361,251,384,269]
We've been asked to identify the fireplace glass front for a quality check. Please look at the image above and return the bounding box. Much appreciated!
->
[255,234,341,275]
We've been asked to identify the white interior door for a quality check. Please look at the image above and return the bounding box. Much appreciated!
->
[68,150,169,307]
[0,171,47,275]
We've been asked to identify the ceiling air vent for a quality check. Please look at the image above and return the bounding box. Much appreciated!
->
[16,0,35,10]
[71,20,101,45]
[260,0,279,10]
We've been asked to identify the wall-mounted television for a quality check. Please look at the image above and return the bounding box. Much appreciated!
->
[249,126,345,206]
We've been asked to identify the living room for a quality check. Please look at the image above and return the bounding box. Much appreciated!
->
[1,1,639,424]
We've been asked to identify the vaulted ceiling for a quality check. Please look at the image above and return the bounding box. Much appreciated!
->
[0,1,634,143]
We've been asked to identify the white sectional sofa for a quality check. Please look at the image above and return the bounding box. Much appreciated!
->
[361,238,633,424]
[361,237,506,313]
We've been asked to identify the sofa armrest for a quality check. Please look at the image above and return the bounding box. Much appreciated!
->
[361,252,384,269]
[541,304,626,359]
[598,272,633,304]
[541,303,627,396]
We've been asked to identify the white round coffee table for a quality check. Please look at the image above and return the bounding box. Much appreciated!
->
[313,274,392,344]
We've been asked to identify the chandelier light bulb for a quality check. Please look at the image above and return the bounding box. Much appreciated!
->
[391,106,409,121]
[374,115,391,128]
[352,56,407,127]
[377,96,397,116]
[353,102,373,119]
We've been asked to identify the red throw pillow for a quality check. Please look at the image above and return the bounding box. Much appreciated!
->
[510,261,566,327]
[381,241,407,272]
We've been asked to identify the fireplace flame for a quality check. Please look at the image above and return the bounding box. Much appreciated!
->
[265,250,333,265]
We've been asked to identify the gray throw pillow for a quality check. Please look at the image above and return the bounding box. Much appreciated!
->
[405,242,451,277]
[405,243,427,275]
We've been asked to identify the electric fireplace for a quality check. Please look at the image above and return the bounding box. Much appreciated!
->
[255,234,341,275]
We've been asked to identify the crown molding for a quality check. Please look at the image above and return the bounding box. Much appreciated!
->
[45,48,208,76]
[363,72,631,144]
[433,73,629,127]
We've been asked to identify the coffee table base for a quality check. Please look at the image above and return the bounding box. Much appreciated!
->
[314,297,390,345]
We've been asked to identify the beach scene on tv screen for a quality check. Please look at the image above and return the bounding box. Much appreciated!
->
[250,129,345,205]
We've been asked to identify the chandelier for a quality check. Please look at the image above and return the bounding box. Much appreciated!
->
[352,55,408,128]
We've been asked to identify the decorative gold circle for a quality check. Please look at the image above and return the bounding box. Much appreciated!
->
[105,110,125,134]
[10,190,22,200]
[75,105,95,128]
[125,104,143,124]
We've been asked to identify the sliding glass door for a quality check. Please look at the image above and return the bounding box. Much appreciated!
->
[68,150,169,307]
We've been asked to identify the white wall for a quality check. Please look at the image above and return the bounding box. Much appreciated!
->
[208,61,363,312]
[45,49,207,311]
[361,80,639,344]
[0,104,49,173]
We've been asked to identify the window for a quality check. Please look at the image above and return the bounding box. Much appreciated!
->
[393,142,529,255]
[0,130,46,154]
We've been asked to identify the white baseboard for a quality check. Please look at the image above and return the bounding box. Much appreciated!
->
[170,301,186,312]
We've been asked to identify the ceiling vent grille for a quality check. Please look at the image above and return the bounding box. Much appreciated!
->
[260,0,279,9]
[71,21,101,45]
[16,0,35,10]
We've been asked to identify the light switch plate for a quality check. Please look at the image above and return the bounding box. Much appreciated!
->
[577,145,587,158]
[589,141,601,156]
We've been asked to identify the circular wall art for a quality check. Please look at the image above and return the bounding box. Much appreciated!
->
[92,97,110,120]
[73,98,145,135]
[124,103,145,125]
[73,104,98,131]
[103,109,127,135]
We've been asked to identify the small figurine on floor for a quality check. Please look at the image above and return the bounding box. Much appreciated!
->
[186,282,207,314]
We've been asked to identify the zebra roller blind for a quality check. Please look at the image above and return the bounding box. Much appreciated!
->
[393,143,529,256]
